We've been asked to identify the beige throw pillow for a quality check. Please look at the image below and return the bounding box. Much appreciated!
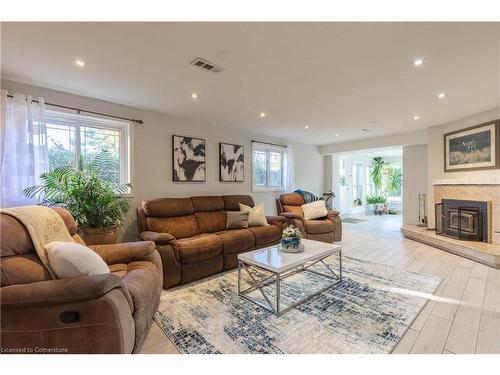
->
[45,241,110,279]
[302,200,328,220]
[226,211,249,229]
[239,203,268,227]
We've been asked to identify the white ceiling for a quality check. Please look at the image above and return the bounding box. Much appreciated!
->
[1,22,499,145]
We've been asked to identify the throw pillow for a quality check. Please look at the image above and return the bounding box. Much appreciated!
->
[226,211,249,229]
[239,203,268,226]
[302,200,328,220]
[45,241,110,279]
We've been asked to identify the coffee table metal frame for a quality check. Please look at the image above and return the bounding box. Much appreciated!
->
[237,247,342,317]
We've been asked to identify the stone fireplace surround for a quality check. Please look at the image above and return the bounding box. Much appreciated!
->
[433,181,499,244]
[401,177,500,269]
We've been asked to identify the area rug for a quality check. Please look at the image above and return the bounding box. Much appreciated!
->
[342,217,367,224]
[154,256,441,354]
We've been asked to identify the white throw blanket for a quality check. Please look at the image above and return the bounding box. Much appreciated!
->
[0,205,74,278]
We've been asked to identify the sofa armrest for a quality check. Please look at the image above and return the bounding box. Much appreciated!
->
[139,231,176,245]
[266,215,287,227]
[326,209,340,221]
[1,274,125,308]
[90,241,156,265]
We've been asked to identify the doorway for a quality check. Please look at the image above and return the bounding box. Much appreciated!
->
[332,147,403,221]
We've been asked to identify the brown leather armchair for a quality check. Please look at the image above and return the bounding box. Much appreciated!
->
[0,207,162,354]
[276,193,342,243]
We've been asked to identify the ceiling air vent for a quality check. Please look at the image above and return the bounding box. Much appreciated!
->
[190,57,223,73]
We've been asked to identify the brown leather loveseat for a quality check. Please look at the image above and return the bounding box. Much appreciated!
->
[0,207,162,354]
[137,195,286,289]
[276,192,342,243]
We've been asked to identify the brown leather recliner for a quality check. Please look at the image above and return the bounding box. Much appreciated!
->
[276,193,342,243]
[137,195,287,289]
[0,207,163,354]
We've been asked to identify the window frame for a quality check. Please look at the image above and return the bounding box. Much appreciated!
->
[45,110,133,195]
[251,142,286,192]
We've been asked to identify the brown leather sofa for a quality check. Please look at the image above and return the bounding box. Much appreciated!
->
[0,207,162,354]
[276,193,342,243]
[137,195,287,289]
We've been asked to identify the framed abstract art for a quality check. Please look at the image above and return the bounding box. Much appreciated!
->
[219,142,244,182]
[172,135,206,182]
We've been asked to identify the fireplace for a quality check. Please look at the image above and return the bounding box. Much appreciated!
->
[435,199,488,242]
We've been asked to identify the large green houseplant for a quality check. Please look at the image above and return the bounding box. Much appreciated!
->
[24,151,130,245]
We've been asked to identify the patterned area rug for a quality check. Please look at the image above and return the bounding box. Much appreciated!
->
[154,256,441,354]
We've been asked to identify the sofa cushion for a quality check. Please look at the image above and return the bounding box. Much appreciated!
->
[45,241,110,279]
[176,234,222,264]
[142,198,194,217]
[280,193,305,206]
[248,225,281,245]
[305,219,334,234]
[214,229,255,254]
[283,205,304,217]
[225,211,249,229]
[239,203,268,226]
[302,200,328,220]
[192,196,224,212]
[222,195,255,211]
[146,215,199,239]
[195,211,227,233]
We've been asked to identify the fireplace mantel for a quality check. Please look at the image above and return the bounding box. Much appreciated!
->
[433,177,500,186]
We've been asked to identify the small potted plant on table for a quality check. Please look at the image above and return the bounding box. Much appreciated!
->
[279,225,304,253]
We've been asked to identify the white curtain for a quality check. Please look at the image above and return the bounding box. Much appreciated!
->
[0,90,49,207]
[283,145,295,192]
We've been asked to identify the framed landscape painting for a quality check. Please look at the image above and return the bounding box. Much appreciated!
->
[172,135,206,182]
[444,120,500,172]
[219,142,244,182]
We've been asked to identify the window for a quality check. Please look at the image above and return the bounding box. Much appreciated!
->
[252,142,285,191]
[45,110,131,187]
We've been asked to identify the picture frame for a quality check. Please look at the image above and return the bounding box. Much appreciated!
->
[172,135,206,182]
[444,120,500,172]
[219,142,244,182]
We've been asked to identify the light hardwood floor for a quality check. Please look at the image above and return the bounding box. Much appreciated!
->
[141,215,500,354]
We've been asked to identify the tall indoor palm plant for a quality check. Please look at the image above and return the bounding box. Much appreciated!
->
[386,167,402,194]
[24,150,130,245]
[370,157,390,194]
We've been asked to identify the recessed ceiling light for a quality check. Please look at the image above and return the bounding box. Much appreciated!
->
[73,59,85,67]
[438,92,446,99]
[259,112,267,118]
[191,92,198,99]
[361,128,370,132]
[335,133,339,137]
[304,125,309,129]
[413,58,424,66]
[413,115,420,120]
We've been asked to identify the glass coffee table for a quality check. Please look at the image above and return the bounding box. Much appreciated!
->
[237,238,342,317]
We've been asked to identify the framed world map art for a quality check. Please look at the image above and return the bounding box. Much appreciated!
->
[172,135,206,182]
[219,142,244,182]
[444,120,500,172]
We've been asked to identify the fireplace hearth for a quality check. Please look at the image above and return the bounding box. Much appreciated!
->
[435,199,488,242]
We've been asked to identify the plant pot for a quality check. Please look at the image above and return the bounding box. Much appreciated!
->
[82,226,118,246]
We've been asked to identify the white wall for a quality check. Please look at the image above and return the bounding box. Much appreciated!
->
[403,144,427,225]
[319,130,427,155]
[426,107,500,227]
[1,79,324,241]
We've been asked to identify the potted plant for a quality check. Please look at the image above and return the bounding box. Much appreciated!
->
[24,150,130,245]
[279,225,304,253]
[366,195,388,215]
